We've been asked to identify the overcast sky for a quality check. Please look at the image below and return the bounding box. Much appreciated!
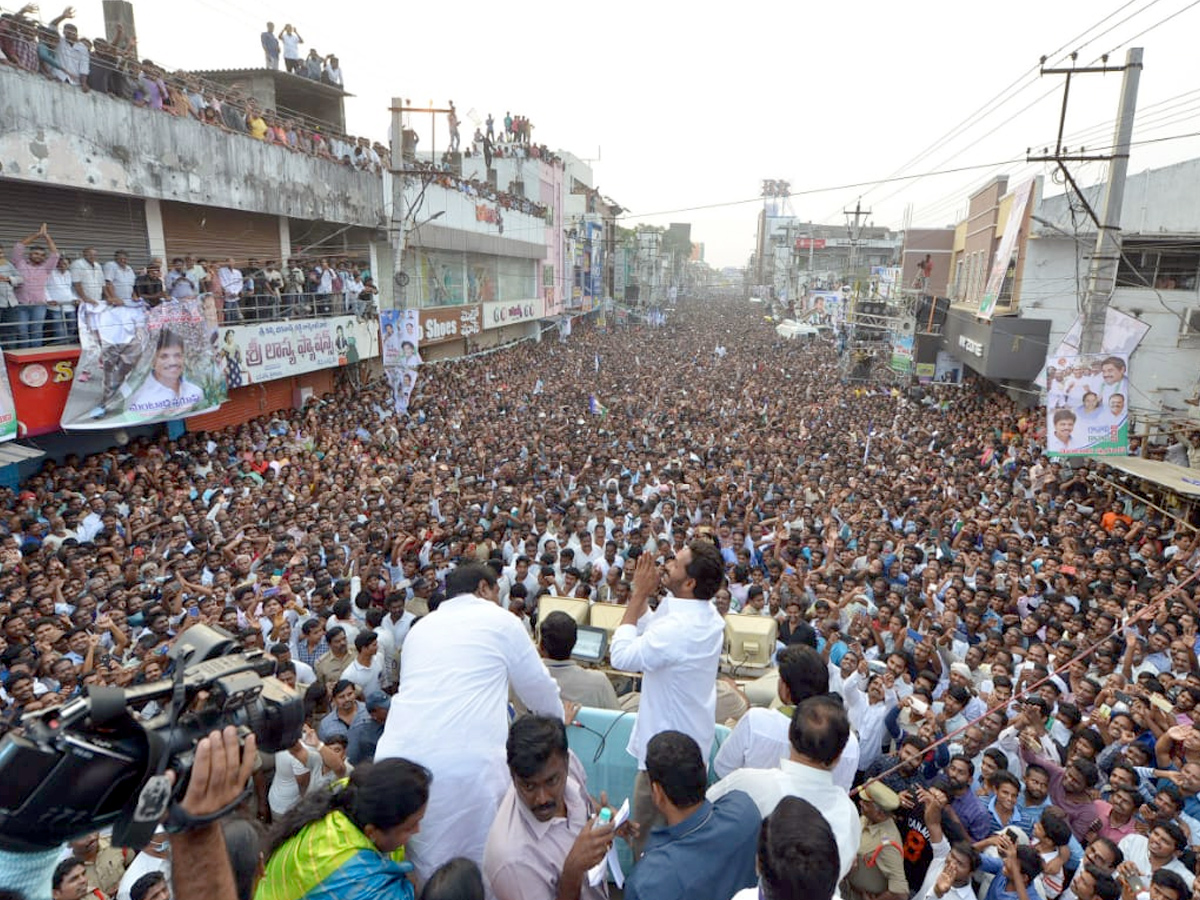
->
[62,0,1200,267]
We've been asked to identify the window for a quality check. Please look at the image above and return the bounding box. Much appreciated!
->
[1116,241,1200,290]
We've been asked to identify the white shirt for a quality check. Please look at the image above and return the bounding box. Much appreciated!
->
[102,261,136,301]
[713,704,860,791]
[115,851,171,900]
[707,758,861,881]
[914,838,978,900]
[842,671,898,772]
[374,593,562,882]
[379,609,416,651]
[281,32,302,59]
[57,37,89,83]
[1117,833,1195,890]
[342,655,382,697]
[218,266,244,297]
[268,746,319,816]
[126,375,203,417]
[45,269,75,306]
[70,258,105,304]
[609,593,725,769]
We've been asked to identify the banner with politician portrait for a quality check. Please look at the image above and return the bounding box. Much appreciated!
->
[380,309,421,370]
[1044,352,1130,457]
[62,295,225,429]
[385,365,419,416]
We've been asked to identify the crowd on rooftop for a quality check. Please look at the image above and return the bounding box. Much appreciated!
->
[0,300,1199,900]
[0,5,388,173]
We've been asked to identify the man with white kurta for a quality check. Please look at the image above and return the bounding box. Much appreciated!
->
[609,541,725,858]
[707,695,861,883]
[374,562,565,883]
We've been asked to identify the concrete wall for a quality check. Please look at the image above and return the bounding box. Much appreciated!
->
[403,180,547,256]
[0,68,384,228]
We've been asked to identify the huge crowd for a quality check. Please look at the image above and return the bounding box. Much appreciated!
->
[0,299,1199,900]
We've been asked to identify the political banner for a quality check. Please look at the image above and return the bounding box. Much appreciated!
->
[1045,352,1130,457]
[808,291,844,325]
[979,178,1034,320]
[386,365,419,415]
[63,295,224,429]
[934,350,963,385]
[217,316,376,388]
[1034,308,1150,388]
[381,309,421,369]
[890,334,914,373]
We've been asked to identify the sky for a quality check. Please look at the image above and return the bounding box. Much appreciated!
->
[60,0,1200,268]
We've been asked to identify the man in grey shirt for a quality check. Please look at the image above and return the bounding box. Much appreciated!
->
[539,611,620,710]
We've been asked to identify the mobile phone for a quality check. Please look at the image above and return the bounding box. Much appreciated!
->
[262,586,280,598]
[187,607,200,618]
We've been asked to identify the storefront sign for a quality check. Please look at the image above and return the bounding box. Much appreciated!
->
[484,297,545,330]
[419,305,482,345]
[958,336,985,357]
[3,347,62,437]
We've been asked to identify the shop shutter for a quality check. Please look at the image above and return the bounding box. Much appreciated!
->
[287,220,377,268]
[0,179,149,262]
[161,202,281,266]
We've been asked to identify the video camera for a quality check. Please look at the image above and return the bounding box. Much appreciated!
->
[0,625,304,852]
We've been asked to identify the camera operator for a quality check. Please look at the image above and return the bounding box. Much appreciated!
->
[0,727,253,900]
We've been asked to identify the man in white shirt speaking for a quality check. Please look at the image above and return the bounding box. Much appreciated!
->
[610,541,725,858]
[708,695,861,883]
[374,562,566,884]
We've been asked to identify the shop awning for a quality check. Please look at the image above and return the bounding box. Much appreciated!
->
[1096,456,1200,498]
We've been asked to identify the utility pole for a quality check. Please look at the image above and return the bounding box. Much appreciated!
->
[1028,49,1143,354]
[1082,48,1142,354]
[843,198,872,286]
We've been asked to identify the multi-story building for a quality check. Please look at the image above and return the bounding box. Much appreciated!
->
[0,42,610,471]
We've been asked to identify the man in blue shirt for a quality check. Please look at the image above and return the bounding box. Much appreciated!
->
[977,838,1043,900]
[624,730,759,900]
[947,755,994,842]
[1017,762,1052,835]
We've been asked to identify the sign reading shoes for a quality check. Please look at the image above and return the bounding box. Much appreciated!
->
[420,305,483,345]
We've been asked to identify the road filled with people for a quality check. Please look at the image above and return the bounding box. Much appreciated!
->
[1,297,1199,900]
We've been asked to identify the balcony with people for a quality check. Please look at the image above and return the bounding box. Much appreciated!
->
[0,6,385,227]
[0,227,379,353]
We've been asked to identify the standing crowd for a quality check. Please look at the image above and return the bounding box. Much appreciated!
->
[0,299,1198,900]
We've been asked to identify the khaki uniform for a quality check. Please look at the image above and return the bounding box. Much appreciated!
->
[843,815,908,900]
[314,650,353,687]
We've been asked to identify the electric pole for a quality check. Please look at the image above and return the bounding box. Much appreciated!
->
[1082,48,1142,354]
[843,198,872,286]
[1028,49,1143,355]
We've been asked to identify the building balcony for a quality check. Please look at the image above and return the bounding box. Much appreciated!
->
[0,66,384,228]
